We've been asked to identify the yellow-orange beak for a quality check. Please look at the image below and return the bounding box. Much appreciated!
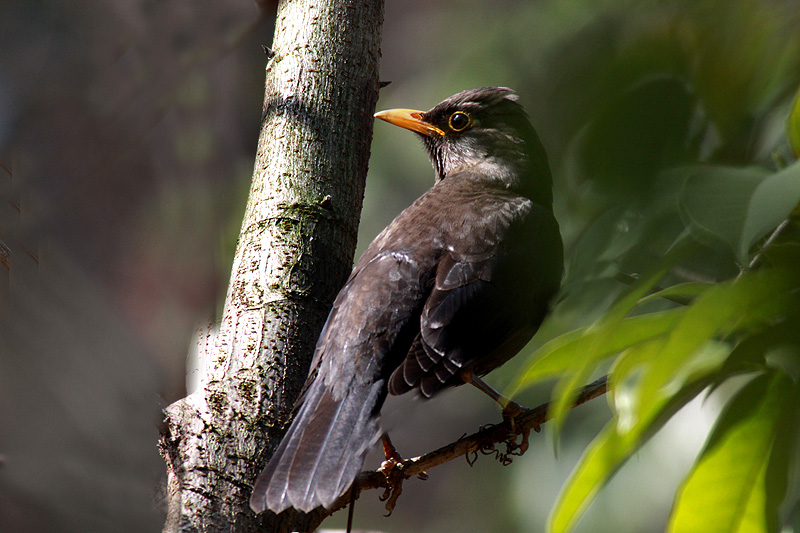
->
[374,108,445,137]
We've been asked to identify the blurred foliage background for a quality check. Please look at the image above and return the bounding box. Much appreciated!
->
[2,0,800,531]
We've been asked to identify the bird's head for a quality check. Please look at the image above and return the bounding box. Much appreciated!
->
[374,86,551,204]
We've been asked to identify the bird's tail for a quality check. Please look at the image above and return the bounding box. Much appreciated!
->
[249,378,385,514]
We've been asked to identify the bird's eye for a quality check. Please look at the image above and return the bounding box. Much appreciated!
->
[448,112,471,132]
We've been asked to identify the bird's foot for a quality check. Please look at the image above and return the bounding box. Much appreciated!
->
[381,434,428,481]
[379,455,404,481]
[501,400,539,456]
[501,399,525,419]
[379,434,426,516]
[501,400,536,433]
[379,458,406,516]
[505,426,531,457]
[379,481,403,516]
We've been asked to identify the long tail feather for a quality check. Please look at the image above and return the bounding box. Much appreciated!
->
[250,379,384,514]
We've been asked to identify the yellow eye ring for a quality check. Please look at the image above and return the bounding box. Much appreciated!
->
[448,111,471,132]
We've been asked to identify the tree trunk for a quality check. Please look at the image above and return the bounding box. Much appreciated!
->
[159,1,384,531]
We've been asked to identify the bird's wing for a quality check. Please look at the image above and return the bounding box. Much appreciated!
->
[295,247,430,408]
[388,198,561,398]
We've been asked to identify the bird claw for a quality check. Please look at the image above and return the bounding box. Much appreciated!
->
[380,482,403,516]
[379,434,408,517]
[509,427,531,456]
[502,400,525,418]
[376,443,425,515]
[379,458,405,516]
[500,401,536,457]
[380,455,402,478]
[502,400,532,433]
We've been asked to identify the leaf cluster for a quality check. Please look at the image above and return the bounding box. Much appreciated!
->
[511,90,800,532]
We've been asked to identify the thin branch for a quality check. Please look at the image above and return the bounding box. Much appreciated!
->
[315,375,610,520]
[741,218,792,276]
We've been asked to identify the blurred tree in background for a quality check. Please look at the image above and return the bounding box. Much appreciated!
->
[2,0,800,531]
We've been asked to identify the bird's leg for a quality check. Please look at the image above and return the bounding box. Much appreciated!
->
[381,433,403,465]
[380,433,428,481]
[461,370,526,419]
[462,371,534,454]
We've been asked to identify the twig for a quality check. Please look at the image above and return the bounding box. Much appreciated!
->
[346,485,356,533]
[318,375,610,519]
[741,218,792,276]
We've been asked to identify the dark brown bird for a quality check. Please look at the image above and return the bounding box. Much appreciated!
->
[250,87,563,514]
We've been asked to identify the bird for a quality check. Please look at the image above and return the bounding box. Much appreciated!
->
[250,86,563,514]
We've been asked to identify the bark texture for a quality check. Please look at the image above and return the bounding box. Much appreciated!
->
[159,1,384,531]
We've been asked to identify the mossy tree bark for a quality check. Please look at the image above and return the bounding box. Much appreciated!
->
[159,1,384,531]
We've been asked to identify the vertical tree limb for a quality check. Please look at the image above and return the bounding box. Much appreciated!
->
[159,1,384,531]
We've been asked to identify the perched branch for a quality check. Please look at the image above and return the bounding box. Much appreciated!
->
[306,375,610,522]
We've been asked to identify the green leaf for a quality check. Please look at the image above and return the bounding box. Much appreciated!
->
[512,310,683,386]
[506,311,685,449]
[667,371,799,533]
[567,207,645,280]
[622,270,795,426]
[612,340,730,434]
[509,276,688,397]
[679,165,770,259]
[547,422,624,533]
[637,281,713,307]
[789,85,800,157]
[546,269,798,533]
[547,374,713,533]
[545,260,682,439]
[739,159,800,262]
